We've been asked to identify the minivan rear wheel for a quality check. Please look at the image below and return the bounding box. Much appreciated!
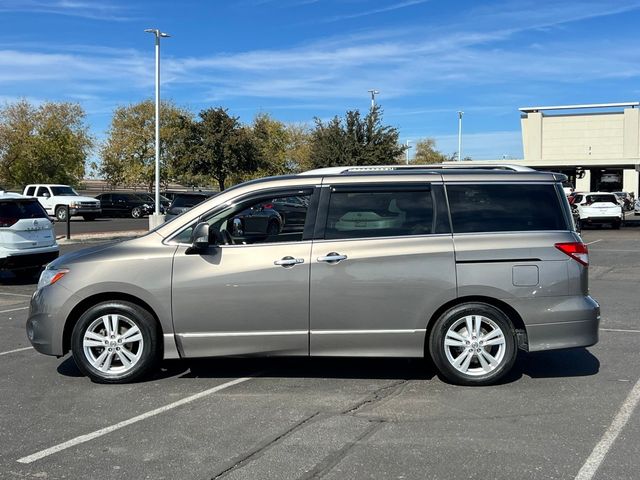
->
[429,303,517,386]
[71,301,160,384]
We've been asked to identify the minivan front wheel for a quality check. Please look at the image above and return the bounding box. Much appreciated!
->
[71,301,160,383]
[429,303,517,386]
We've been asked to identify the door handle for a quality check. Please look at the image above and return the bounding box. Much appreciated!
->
[317,252,348,264]
[274,256,305,267]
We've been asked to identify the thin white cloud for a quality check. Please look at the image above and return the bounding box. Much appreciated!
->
[325,0,429,22]
[0,0,135,20]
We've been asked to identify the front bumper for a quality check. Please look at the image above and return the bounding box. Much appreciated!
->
[68,207,101,216]
[26,283,76,357]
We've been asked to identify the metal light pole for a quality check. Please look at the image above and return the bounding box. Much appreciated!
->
[368,89,380,109]
[144,28,170,229]
[405,140,412,165]
[457,111,464,161]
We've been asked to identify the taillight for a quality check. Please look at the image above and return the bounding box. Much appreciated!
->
[263,203,274,209]
[555,242,589,266]
[0,217,18,227]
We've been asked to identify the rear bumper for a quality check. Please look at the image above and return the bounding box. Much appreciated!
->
[0,248,59,270]
[513,295,600,352]
[581,216,621,224]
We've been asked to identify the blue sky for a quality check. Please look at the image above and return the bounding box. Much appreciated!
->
[1,0,640,161]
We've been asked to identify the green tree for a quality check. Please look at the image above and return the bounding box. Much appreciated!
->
[99,99,193,189]
[188,107,261,191]
[411,138,456,164]
[285,123,312,173]
[309,105,405,168]
[0,100,92,187]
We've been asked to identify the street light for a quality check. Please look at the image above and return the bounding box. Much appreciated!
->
[405,139,412,165]
[144,28,170,229]
[368,89,380,109]
[457,111,464,161]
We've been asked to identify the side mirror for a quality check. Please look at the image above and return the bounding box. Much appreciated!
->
[186,222,211,254]
[42,192,50,198]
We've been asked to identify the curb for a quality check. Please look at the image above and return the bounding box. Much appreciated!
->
[56,230,147,245]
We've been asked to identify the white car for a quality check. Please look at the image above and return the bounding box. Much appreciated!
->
[571,192,623,229]
[634,199,640,215]
[0,190,59,277]
[23,184,101,221]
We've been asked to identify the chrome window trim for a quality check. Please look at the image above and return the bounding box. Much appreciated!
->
[311,232,452,244]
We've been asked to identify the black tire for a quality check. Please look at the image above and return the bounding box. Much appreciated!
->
[131,207,142,219]
[83,215,97,221]
[429,303,517,386]
[267,220,280,235]
[55,206,67,221]
[71,301,161,384]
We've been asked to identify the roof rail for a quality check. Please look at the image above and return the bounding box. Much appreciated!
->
[299,164,535,175]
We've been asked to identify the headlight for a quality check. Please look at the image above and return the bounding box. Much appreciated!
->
[37,268,69,290]
[68,201,80,208]
[143,204,150,208]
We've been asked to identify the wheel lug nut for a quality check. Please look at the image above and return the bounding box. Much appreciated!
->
[476,348,481,353]
[108,348,113,352]
[116,347,120,351]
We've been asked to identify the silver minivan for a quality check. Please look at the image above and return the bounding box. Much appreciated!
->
[26,166,600,385]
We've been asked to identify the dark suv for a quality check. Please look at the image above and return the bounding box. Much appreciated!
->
[95,193,153,219]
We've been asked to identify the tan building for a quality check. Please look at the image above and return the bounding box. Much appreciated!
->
[459,102,640,195]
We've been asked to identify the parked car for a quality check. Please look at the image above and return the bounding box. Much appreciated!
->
[571,192,623,229]
[27,165,599,386]
[227,196,310,240]
[165,192,215,218]
[137,193,171,213]
[612,191,634,212]
[23,184,101,221]
[94,193,153,219]
[635,198,640,215]
[0,191,58,277]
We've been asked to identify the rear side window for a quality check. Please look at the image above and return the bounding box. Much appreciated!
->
[25,186,35,196]
[325,189,435,239]
[447,184,567,233]
[0,200,48,227]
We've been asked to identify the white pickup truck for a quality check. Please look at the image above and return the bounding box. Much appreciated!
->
[23,184,101,221]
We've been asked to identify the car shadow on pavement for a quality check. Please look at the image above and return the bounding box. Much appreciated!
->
[179,357,436,381]
[56,350,598,384]
[56,356,192,381]
[0,271,38,286]
[512,348,600,380]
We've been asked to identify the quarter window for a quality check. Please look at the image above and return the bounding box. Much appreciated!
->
[324,189,434,240]
[447,184,567,233]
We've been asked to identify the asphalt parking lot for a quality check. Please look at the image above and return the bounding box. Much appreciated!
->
[0,228,639,479]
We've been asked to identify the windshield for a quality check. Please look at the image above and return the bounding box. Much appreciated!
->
[50,186,79,196]
[172,195,209,208]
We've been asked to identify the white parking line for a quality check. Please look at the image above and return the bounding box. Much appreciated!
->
[586,239,603,245]
[17,376,254,464]
[0,292,31,298]
[574,376,640,480]
[0,306,28,314]
[0,346,33,356]
[601,328,640,334]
